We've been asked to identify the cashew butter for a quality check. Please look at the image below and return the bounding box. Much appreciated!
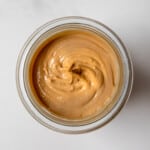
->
[29,29,122,120]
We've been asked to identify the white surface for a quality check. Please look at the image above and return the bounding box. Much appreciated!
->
[0,0,150,149]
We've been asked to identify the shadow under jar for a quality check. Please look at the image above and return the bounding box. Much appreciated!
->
[16,16,133,134]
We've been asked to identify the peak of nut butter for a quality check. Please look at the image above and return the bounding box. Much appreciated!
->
[29,29,122,120]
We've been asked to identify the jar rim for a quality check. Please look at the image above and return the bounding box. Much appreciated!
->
[16,16,133,134]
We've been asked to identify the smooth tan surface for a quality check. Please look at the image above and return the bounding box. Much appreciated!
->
[29,29,122,120]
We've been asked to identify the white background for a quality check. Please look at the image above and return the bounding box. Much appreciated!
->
[0,0,150,149]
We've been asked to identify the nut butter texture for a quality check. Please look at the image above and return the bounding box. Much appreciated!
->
[29,29,122,120]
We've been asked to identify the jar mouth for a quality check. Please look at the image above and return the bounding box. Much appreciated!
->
[16,16,133,134]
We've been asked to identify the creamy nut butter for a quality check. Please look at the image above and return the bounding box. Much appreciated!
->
[29,29,122,120]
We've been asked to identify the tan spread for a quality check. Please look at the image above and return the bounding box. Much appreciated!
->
[29,29,122,120]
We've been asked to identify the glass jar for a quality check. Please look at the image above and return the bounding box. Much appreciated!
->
[16,16,133,134]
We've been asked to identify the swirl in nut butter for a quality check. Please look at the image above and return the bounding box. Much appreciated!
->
[29,29,122,120]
